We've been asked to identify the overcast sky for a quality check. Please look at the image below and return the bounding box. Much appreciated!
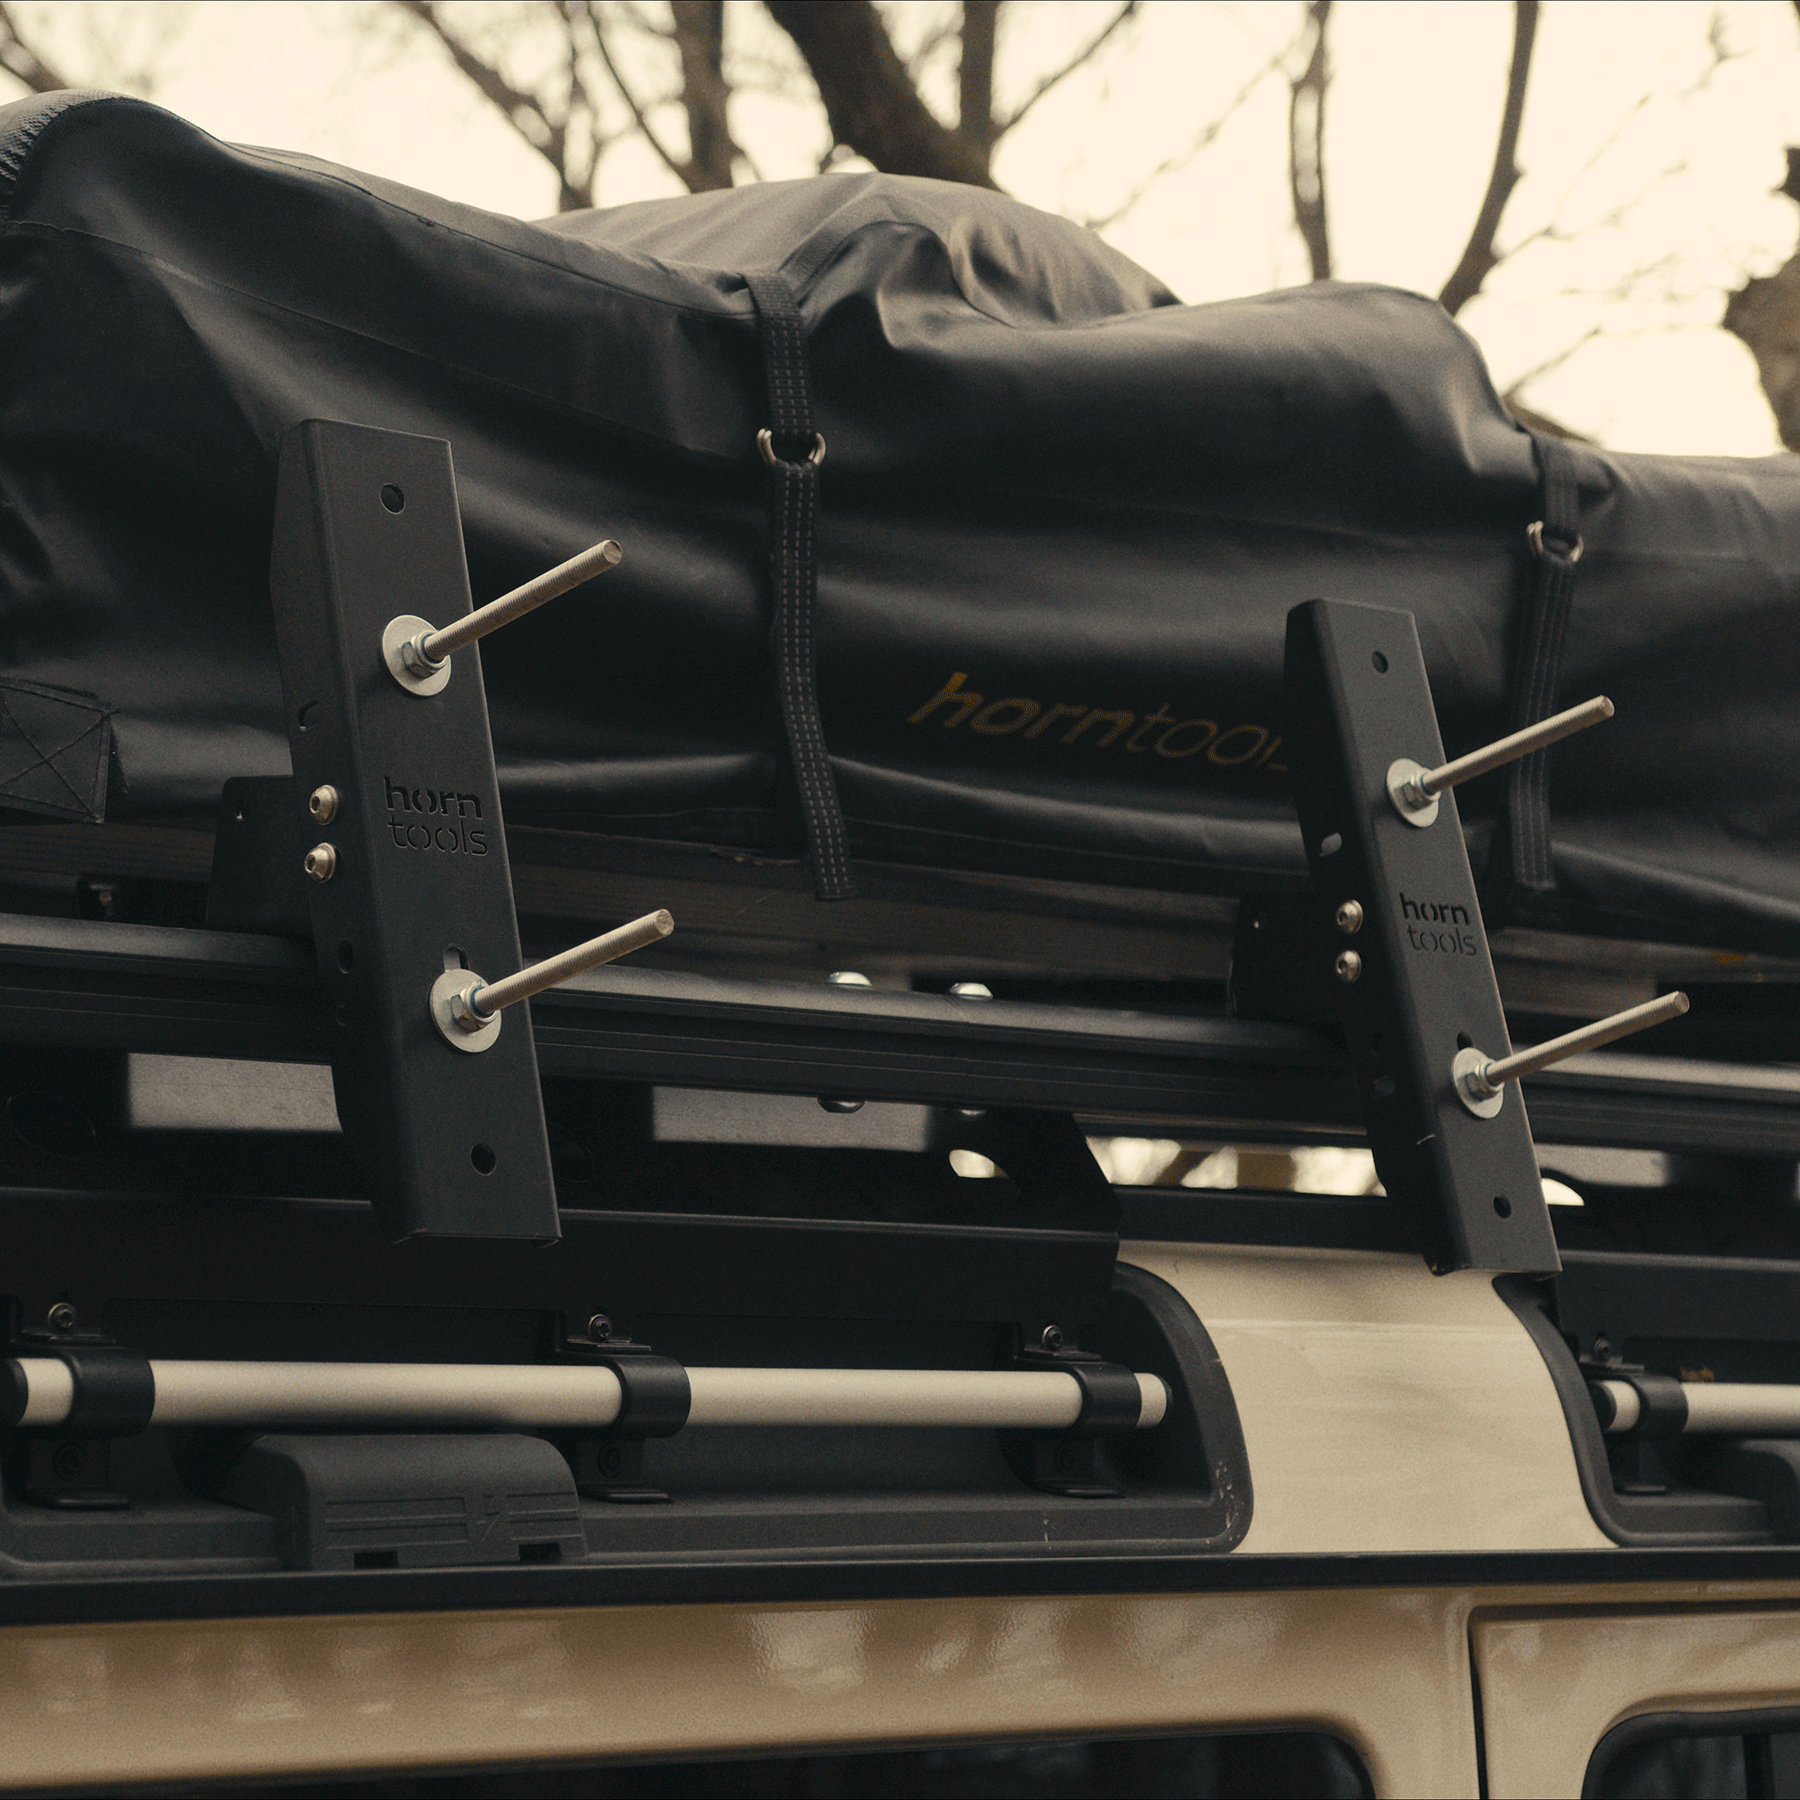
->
[16,0,1800,455]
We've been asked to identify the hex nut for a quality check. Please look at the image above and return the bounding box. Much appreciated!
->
[1335,900,1364,934]
[304,842,338,882]
[1334,950,1363,983]
[308,784,340,824]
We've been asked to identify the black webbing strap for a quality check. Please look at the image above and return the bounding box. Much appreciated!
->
[1494,431,1583,907]
[744,271,855,902]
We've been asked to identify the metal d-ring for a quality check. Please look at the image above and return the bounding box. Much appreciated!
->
[1526,520,1583,564]
[757,429,826,470]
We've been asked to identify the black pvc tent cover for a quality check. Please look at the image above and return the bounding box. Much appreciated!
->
[1,90,1798,950]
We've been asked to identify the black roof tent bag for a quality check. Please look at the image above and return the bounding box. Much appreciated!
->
[2,91,1797,950]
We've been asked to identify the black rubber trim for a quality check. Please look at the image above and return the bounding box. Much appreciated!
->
[1119,1190,1413,1253]
[1583,1706,1800,1800]
[1110,1260,1252,1548]
[11,1547,1800,1630]
[1495,1276,1770,1546]
[0,1359,25,1429]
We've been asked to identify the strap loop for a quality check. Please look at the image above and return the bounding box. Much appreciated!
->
[743,271,855,902]
[1485,433,1584,916]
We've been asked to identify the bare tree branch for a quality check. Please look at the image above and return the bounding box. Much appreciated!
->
[397,1,590,208]
[585,1,696,191]
[0,2,72,94]
[999,0,1138,134]
[904,16,962,82]
[1438,1,1539,318]
[1080,46,1284,232]
[958,0,1000,156]
[765,0,996,188]
[1288,0,1331,281]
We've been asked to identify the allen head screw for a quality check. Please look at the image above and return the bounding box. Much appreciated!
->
[304,843,338,883]
[1335,900,1364,934]
[1335,950,1363,983]
[308,784,340,824]
[46,1302,77,1334]
[586,1314,612,1343]
[1041,1324,1065,1352]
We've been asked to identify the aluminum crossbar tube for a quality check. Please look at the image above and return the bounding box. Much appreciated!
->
[5,1359,1168,1434]
[1595,1380,1800,1436]
[682,1368,1167,1430]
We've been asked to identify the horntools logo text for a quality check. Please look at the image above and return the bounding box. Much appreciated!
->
[384,777,488,855]
[1399,892,1477,957]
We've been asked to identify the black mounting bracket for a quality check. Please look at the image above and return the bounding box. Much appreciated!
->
[1000,1348,1145,1498]
[1281,598,1560,1275]
[551,1335,691,1504]
[269,420,558,1244]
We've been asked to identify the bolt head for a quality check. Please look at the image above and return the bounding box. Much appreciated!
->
[303,842,337,883]
[586,1314,612,1343]
[308,784,340,825]
[1334,950,1363,983]
[46,1303,77,1334]
[1040,1324,1065,1352]
[1335,900,1364,934]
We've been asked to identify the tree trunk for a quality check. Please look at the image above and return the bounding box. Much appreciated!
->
[670,1,735,191]
[766,0,997,188]
[1288,0,1332,281]
[958,0,1000,164]
[1725,150,1800,452]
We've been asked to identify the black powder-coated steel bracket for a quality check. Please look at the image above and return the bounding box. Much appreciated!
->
[269,419,558,1243]
[1282,598,1560,1275]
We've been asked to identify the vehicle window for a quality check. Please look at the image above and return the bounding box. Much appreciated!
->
[1585,1715,1800,1800]
[217,1731,1373,1798]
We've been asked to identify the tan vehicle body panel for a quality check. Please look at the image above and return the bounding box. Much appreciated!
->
[1475,1600,1800,1797]
[1121,1242,1610,1553]
[10,1583,1800,1797]
[0,1589,1477,1795]
[4,1245,1791,1797]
